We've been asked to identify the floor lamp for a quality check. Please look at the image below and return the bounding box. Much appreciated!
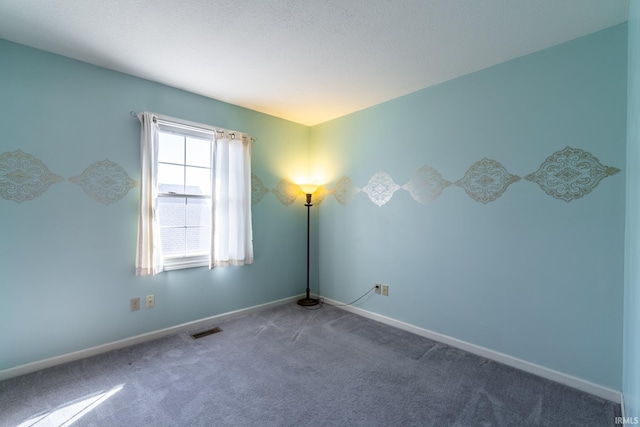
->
[297,184,319,307]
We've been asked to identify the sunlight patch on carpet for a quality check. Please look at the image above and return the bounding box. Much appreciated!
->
[17,384,124,427]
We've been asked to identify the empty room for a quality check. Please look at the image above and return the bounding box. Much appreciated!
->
[1,1,639,426]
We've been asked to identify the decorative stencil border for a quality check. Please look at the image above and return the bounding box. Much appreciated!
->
[246,147,619,207]
[402,165,451,205]
[1,147,620,207]
[332,176,360,206]
[70,160,138,205]
[455,158,520,204]
[0,150,138,204]
[525,147,620,202]
[0,150,63,203]
[362,172,400,206]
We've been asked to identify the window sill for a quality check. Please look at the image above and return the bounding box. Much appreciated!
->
[162,255,208,271]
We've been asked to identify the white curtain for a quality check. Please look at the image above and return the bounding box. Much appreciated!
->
[135,112,163,276]
[210,131,254,268]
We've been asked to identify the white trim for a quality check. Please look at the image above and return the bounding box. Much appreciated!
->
[0,295,300,382]
[162,254,209,271]
[2,293,621,404]
[322,297,621,403]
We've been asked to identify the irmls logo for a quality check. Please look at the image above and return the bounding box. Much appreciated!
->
[616,417,640,425]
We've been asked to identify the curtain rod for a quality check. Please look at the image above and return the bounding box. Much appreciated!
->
[130,111,256,143]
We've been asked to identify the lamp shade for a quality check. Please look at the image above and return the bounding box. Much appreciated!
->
[299,183,319,195]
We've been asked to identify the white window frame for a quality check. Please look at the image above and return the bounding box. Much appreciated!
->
[136,111,254,276]
[156,118,216,271]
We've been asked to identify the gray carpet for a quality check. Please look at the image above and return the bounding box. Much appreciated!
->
[0,303,620,426]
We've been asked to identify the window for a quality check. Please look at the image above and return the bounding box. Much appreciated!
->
[157,124,213,269]
[135,112,253,275]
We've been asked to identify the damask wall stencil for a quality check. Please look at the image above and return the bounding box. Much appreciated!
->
[362,172,400,207]
[250,175,327,207]
[455,158,520,204]
[525,147,620,202]
[331,176,360,206]
[0,147,621,208]
[0,150,63,203]
[312,186,329,206]
[271,178,300,206]
[69,160,138,205]
[251,173,269,206]
[402,165,451,205]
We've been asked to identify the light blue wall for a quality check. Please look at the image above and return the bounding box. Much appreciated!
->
[624,1,640,418]
[310,25,627,390]
[0,39,310,370]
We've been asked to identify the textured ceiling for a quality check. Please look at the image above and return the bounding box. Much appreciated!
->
[0,1,629,126]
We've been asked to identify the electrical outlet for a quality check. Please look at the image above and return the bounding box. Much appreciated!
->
[375,283,381,295]
[382,285,389,297]
[130,297,140,312]
[146,295,155,308]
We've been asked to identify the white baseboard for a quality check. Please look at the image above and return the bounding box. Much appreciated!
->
[0,295,301,382]
[2,293,622,405]
[322,297,621,404]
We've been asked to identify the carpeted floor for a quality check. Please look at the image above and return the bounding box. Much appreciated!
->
[0,303,620,426]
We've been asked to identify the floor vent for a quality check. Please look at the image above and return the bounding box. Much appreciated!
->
[191,327,223,339]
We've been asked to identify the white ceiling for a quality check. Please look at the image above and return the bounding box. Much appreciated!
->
[0,1,629,126]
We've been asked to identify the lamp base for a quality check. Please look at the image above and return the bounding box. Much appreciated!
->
[297,297,320,307]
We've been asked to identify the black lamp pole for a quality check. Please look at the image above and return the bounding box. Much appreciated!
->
[297,192,319,306]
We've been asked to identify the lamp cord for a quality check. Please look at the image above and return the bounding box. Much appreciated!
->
[323,286,376,307]
[301,286,376,310]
